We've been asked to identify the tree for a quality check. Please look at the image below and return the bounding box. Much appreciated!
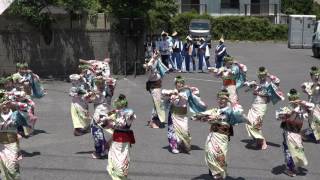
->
[281,0,313,15]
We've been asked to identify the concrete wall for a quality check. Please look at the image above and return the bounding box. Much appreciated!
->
[0,13,145,77]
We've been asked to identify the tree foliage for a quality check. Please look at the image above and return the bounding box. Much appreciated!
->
[281,0,318,16]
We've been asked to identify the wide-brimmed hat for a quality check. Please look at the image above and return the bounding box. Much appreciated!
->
[172,31,178,37]
[219,36,225,43]
[186,36,192,41]
[161,31,168,36]
[200,37,205,42]
[224,56,234,63]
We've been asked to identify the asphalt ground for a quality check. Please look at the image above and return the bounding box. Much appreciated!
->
[18,42,320,180]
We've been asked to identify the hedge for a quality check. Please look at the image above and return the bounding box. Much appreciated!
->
[170,13,288,41]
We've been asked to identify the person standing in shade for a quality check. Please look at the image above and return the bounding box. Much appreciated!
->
[198,38,207,72]
[171,31,183,72]
[183,36,194,72]
[215,37,227,68]
[159,31,171,69]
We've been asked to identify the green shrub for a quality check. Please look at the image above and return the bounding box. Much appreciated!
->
[170,12,288,41]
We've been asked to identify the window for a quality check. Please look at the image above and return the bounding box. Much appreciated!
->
[221,0,239,9]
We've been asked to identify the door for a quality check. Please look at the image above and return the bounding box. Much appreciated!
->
[303,17,316,48]
[289,16,303,48]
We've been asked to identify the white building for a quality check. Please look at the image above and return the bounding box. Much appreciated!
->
[176,0,281,23]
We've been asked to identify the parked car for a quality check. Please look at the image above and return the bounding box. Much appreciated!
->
[312,20,320,58]
[189,19,212,48]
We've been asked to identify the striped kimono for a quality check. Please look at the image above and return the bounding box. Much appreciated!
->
[146,57,168,125]
[276,102,314,172]
[107,108,136,180]
[162,87,206,153]
[246,75,281,140]
[302,82,320,141]
[193,104,246,178]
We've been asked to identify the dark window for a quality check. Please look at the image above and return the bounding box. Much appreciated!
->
[221,0,239,9]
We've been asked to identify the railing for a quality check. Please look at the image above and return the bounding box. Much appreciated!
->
[180,3,207,14]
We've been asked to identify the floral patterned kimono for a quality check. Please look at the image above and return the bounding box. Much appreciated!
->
[12,72,45,99]
[162,87,206,153]
[215,65,240,104]
[302,82,320,141]
[69,83,90,130]
[0,103,30,180]
[276,101,314,172]
[246,75,281,141]
[145,57,168,126]
[193,104,246,178]
[88,89,113,158]
[107,108,136,180]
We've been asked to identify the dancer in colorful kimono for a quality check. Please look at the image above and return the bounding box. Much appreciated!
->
[12,63,46,99]
[244,66,283,149]
[143,51,168,128]
[209,56,246,104]
[192,90,247,179]
[0,91,30,180]
[214,37,227,68]
[102,94,136,180]
[86,77,112,159]
[162,76,207,154]
[276,89,313,177]
[301,66,320,143]
[69,74,90,136]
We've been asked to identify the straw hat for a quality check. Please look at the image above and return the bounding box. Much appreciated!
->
[172,31,178,37]
[161,31,168,36]
[186,36,192,41]
[69,74,81,81]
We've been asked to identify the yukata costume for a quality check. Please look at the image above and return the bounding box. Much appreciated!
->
[10,92,37,137]
[212,57,240,104]
[192,91,247,179]
[301,67,320,142]
[106,95,136,180]
[0,92,30,180]
[144,55,168,128]
[87,78,113,159]
[162,76,206,153]
[12,63,45,99]
[69,74,90,135]
[245,68,283,148]
[276,90,313,177]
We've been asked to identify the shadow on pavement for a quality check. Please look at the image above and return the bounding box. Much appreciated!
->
[192,174,245,180]
[21,150,41,157]
[162,145,203,151]
[75,150,94,154]
[272,165,308,176]
[32,129,48,136]
[241,139,280,150]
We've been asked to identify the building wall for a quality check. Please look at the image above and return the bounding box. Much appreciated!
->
[0,14,145,77]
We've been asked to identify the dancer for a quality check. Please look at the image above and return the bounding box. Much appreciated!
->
[104,94,136,180]
[192,90,247,179]
[245,66,283,149]
[301,66,320,143]
[162,76,207,154]
[276,89,313,177]
[143,51,168,128]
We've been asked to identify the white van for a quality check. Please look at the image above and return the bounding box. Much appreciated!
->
[313,20,320,57]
